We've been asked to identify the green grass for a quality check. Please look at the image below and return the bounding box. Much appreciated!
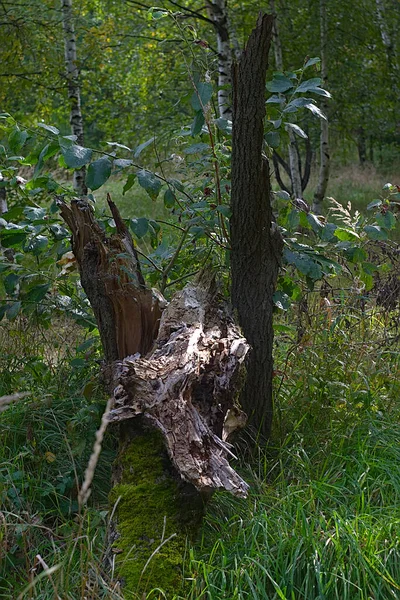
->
[1,163,399,599]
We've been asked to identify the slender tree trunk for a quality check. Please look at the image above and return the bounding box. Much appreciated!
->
[0,188,7,214]
[312,0,330,214]
[375,0,399,90]
[230,14,283,439]
[207,0,233,120]
[357,127,367,165]
[60,0,87,195]
[269,1,303,200]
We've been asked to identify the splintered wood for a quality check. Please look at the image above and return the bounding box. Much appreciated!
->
[59,196,250,498]
[110,276,249,498]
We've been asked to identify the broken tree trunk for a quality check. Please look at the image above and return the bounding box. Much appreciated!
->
[230,14,283,439]
[58,196,249,595]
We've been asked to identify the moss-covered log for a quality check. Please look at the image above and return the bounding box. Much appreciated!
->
[59,195,249,596]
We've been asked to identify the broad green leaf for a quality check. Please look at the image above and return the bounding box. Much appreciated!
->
[364,225,388,240]
[304,57,321,68]
[266,75,294,93]
[284,248,322,280]
[24,283,50,303]
[367,199,382,210]
[130,217,149,238]
[137,169,162,200]
[216,205,231,217]
[4,272,19,295]
[273,291,291,311]
[283,97,314,112]
[287,209,300,230]
[25,235,49,255]
[23,206,46,221]
[265,131,280,148]
[184,143,209,154]
[334,227,360,241]
[266,94,285,104]
[304,103,327,120]
[86,156,112,190]
[123,173,136,195]
[275,190,291,200]
[6,301,21,320]
[320,223,337,241]
[37,123,60,135]
[191,82,213,111]
[0,229,28,247]
[191,111,205,136]
[164,188,176,208]
[49,224,69,240]
[285,123,308,138]
[114,158,133,169]
[295,78,322,92]
[307,213,324,234]
[9,127,28,153]
[376,211,396,230]
[35,142,59,174]
[215,118,232,134]
[61,144,92,169]
[134,136,156,158]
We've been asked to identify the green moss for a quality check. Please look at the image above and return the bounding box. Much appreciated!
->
[110,428,202,598]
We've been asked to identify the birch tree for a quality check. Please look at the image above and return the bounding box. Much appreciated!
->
[61,0,87,196]
[207,0,234,120]
[312,0,330,213]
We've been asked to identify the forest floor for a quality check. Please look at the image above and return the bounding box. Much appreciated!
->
[1,164,400,599]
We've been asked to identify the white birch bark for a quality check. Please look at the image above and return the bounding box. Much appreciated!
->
[61,0,87,196]
[207,0,233,120]
[269,0,303,199]
[312,0,330,214]
[375,0,399,94]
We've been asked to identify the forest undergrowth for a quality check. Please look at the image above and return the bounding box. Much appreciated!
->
[1,173,400,599]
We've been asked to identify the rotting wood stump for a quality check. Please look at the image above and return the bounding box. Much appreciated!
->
[58,195,249,594]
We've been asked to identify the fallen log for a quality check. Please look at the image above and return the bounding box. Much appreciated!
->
[58,194,249,594]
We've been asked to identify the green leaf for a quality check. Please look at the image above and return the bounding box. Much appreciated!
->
[367,199,382,210]
[164,188,176,209]
[285,123,308,138]
[123,173,136,195]
[134,136,156,158]
[287,209,300,230]
[334,228,360,241]
[6,301,21,320]
[191,82,213,111]
[304,57,321,68]
[9,127,28,153]
[364,225,388,240]
[215,118,232,134]
[23,206,46,221]
[37,123,60,135]
[266,95,285,104]
[320,223,337,241]
[184,143,209,154]
[4,272,19,295]
[86,156,112,190]
[265,131,280,148]
[191,111,205,136]
[304,103,327,120]
[284,248,322,280]
[137,169,162,200]
[49,224,69,240]
[275,190,290,200]
[25,235,49,255]
[273,291,291,311]
[295,78,322,92]
[376,211,396,230]
[283,97,314,112]
[0,229,28,248]
[61,144,92,169]
[130,217,149,238]
[307,213,324,234]
[106,141,132,151]
[266,75,294,93]
[114,158,133,169]
[24,283,50,303]
[216,205,231,217]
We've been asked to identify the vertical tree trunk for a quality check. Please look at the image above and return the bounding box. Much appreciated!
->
[312,0,330,214]
[61,0,87,196]
[207,0,233,120]
[230,14,283,439]
[269,1,303,200]
[0,188,7,214]
[375,0,399,93]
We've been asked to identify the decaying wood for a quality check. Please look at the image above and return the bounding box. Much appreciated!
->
[59,196,250,498]
[109,274,249,497]
[57,197,164,360]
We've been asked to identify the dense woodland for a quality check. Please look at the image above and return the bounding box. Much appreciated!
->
[0,0,400,599]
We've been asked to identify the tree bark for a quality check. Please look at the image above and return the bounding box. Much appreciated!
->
[207,0,233,120]
[230,14,283,439]
[58,196,249,595]
[375,0,399,94]
[60,0,87,196]
[312,0,330,214]
[0,187,7,214]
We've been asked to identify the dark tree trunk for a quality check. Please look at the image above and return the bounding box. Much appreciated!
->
[357,127,367,165]
[230,14,283,439]
[59,196,249,595]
